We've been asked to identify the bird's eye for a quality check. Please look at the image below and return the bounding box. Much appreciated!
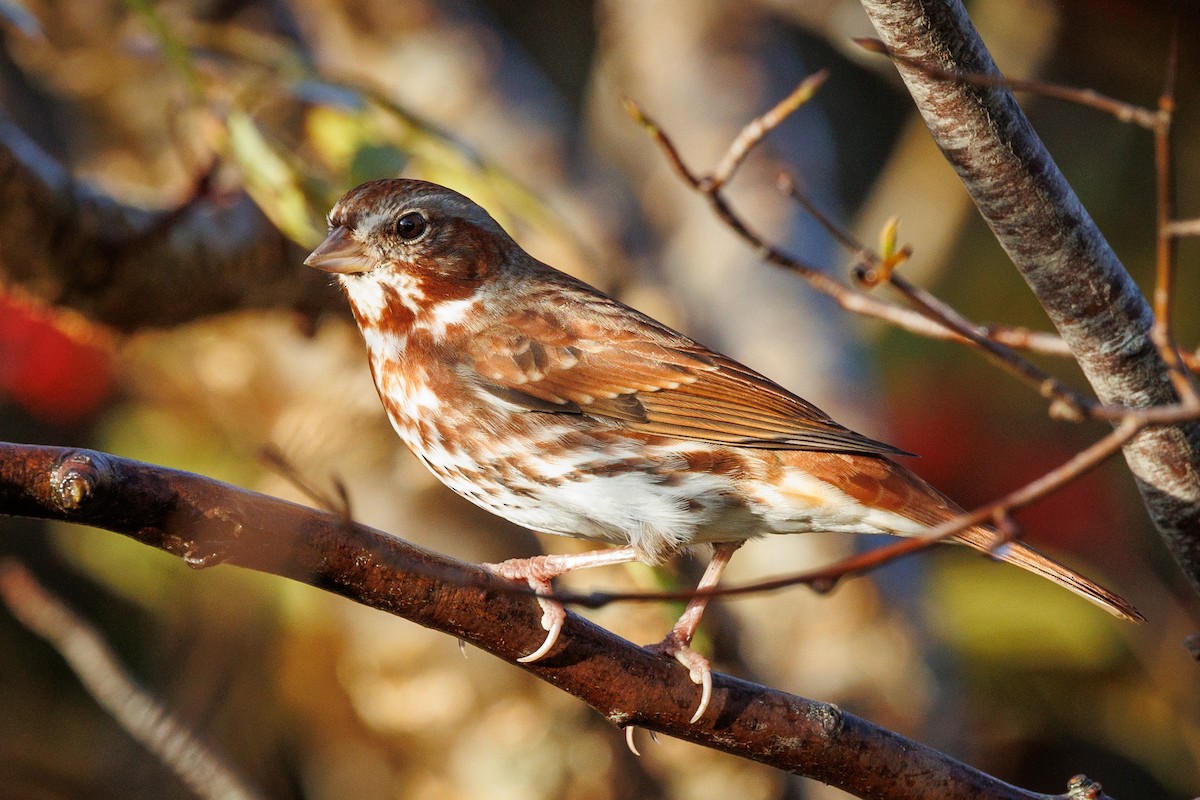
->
[394,211,428,241]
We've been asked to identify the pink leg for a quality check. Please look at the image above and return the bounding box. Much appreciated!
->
[485,546,640,662]
[647,541,743,723]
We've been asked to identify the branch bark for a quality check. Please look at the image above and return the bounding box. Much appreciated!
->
[0,114,333,332]
[0,441,1112,800]
[859,0,1200,591]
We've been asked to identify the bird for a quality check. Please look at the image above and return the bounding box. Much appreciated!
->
[305,178,1141,723]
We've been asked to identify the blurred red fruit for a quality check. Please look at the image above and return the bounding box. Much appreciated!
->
[0,290,115,425]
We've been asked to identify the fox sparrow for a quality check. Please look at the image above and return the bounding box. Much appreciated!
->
[307,178,1140,722]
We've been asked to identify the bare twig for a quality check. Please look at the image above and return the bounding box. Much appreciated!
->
[256,444,352,517]
[776,172,877,265]
[1149,23,1199,405]
[883,272,1096,418]
[852,37,1160,129]
[777,173,1098,420]
[629,86,1200,377]
[708,70,829,189]
[0,560,263,800]
[780,136,1200,428]
[1166,218,1200,237]
[622,97,1009,352]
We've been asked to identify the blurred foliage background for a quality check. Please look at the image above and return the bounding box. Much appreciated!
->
[1,0,1198,798]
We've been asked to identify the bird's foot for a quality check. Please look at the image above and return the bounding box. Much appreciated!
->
[484,556,566,663]
[484,547,641,664]
[646,630,713,723]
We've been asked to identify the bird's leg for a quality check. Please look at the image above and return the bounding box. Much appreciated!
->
[647,541,743,723]
[485,546,640,663]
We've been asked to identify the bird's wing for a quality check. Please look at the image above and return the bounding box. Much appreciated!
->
[465,302,908,457]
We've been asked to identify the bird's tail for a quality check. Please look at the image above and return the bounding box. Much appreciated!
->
[955,526,1144,622]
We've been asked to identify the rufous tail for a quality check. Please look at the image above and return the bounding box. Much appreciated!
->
[955,527,1144,622]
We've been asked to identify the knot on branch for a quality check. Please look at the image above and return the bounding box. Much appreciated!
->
[1066,774,1104,800]
[809,702,845,737]
[50,450,112,512]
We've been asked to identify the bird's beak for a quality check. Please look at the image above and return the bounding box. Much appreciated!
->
[304,226,370,274]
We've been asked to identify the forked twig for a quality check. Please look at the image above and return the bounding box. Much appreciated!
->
[621,91,975,344]
[708,70,829,189]
[627,78,1199,375]
[778,172,1097,420]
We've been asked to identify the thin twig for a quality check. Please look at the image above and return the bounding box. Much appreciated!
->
[885,272,1095,419]
[1165,218,1200,237]
[777,172,875,264]
[778,172,1097,420]
[0,560,263,800]
[623,98,996,349]
[1149,22,1199,405]
[852,38,1160,129]
[256,444,351,516]
[708,70,829,190]
[627,86,1200,379]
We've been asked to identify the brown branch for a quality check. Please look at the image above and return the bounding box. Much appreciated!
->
[629,93,1200,382]
[621,97,964,337]
[778,135,1200,429]
[0,441,1118,800]
[635,83,1198,433]
[0,560,264,800]
[0,113,331,332]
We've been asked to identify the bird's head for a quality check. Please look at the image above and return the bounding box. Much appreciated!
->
[306,179,516,328]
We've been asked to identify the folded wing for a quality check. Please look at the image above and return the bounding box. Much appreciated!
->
[466,302,908,457]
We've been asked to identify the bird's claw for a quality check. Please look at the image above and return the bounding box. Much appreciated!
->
[647,635,714,723]
[485,558,565,663]
[516,601,564,662]
[625,726,641,756]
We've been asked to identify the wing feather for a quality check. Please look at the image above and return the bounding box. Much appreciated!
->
[466,303,909,457]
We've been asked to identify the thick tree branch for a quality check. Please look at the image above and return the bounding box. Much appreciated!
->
[859,0,1200,592]
[0,441,1115,800]
[0,114,333,331]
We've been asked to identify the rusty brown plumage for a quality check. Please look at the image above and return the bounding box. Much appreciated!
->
[307,178,1141,722]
